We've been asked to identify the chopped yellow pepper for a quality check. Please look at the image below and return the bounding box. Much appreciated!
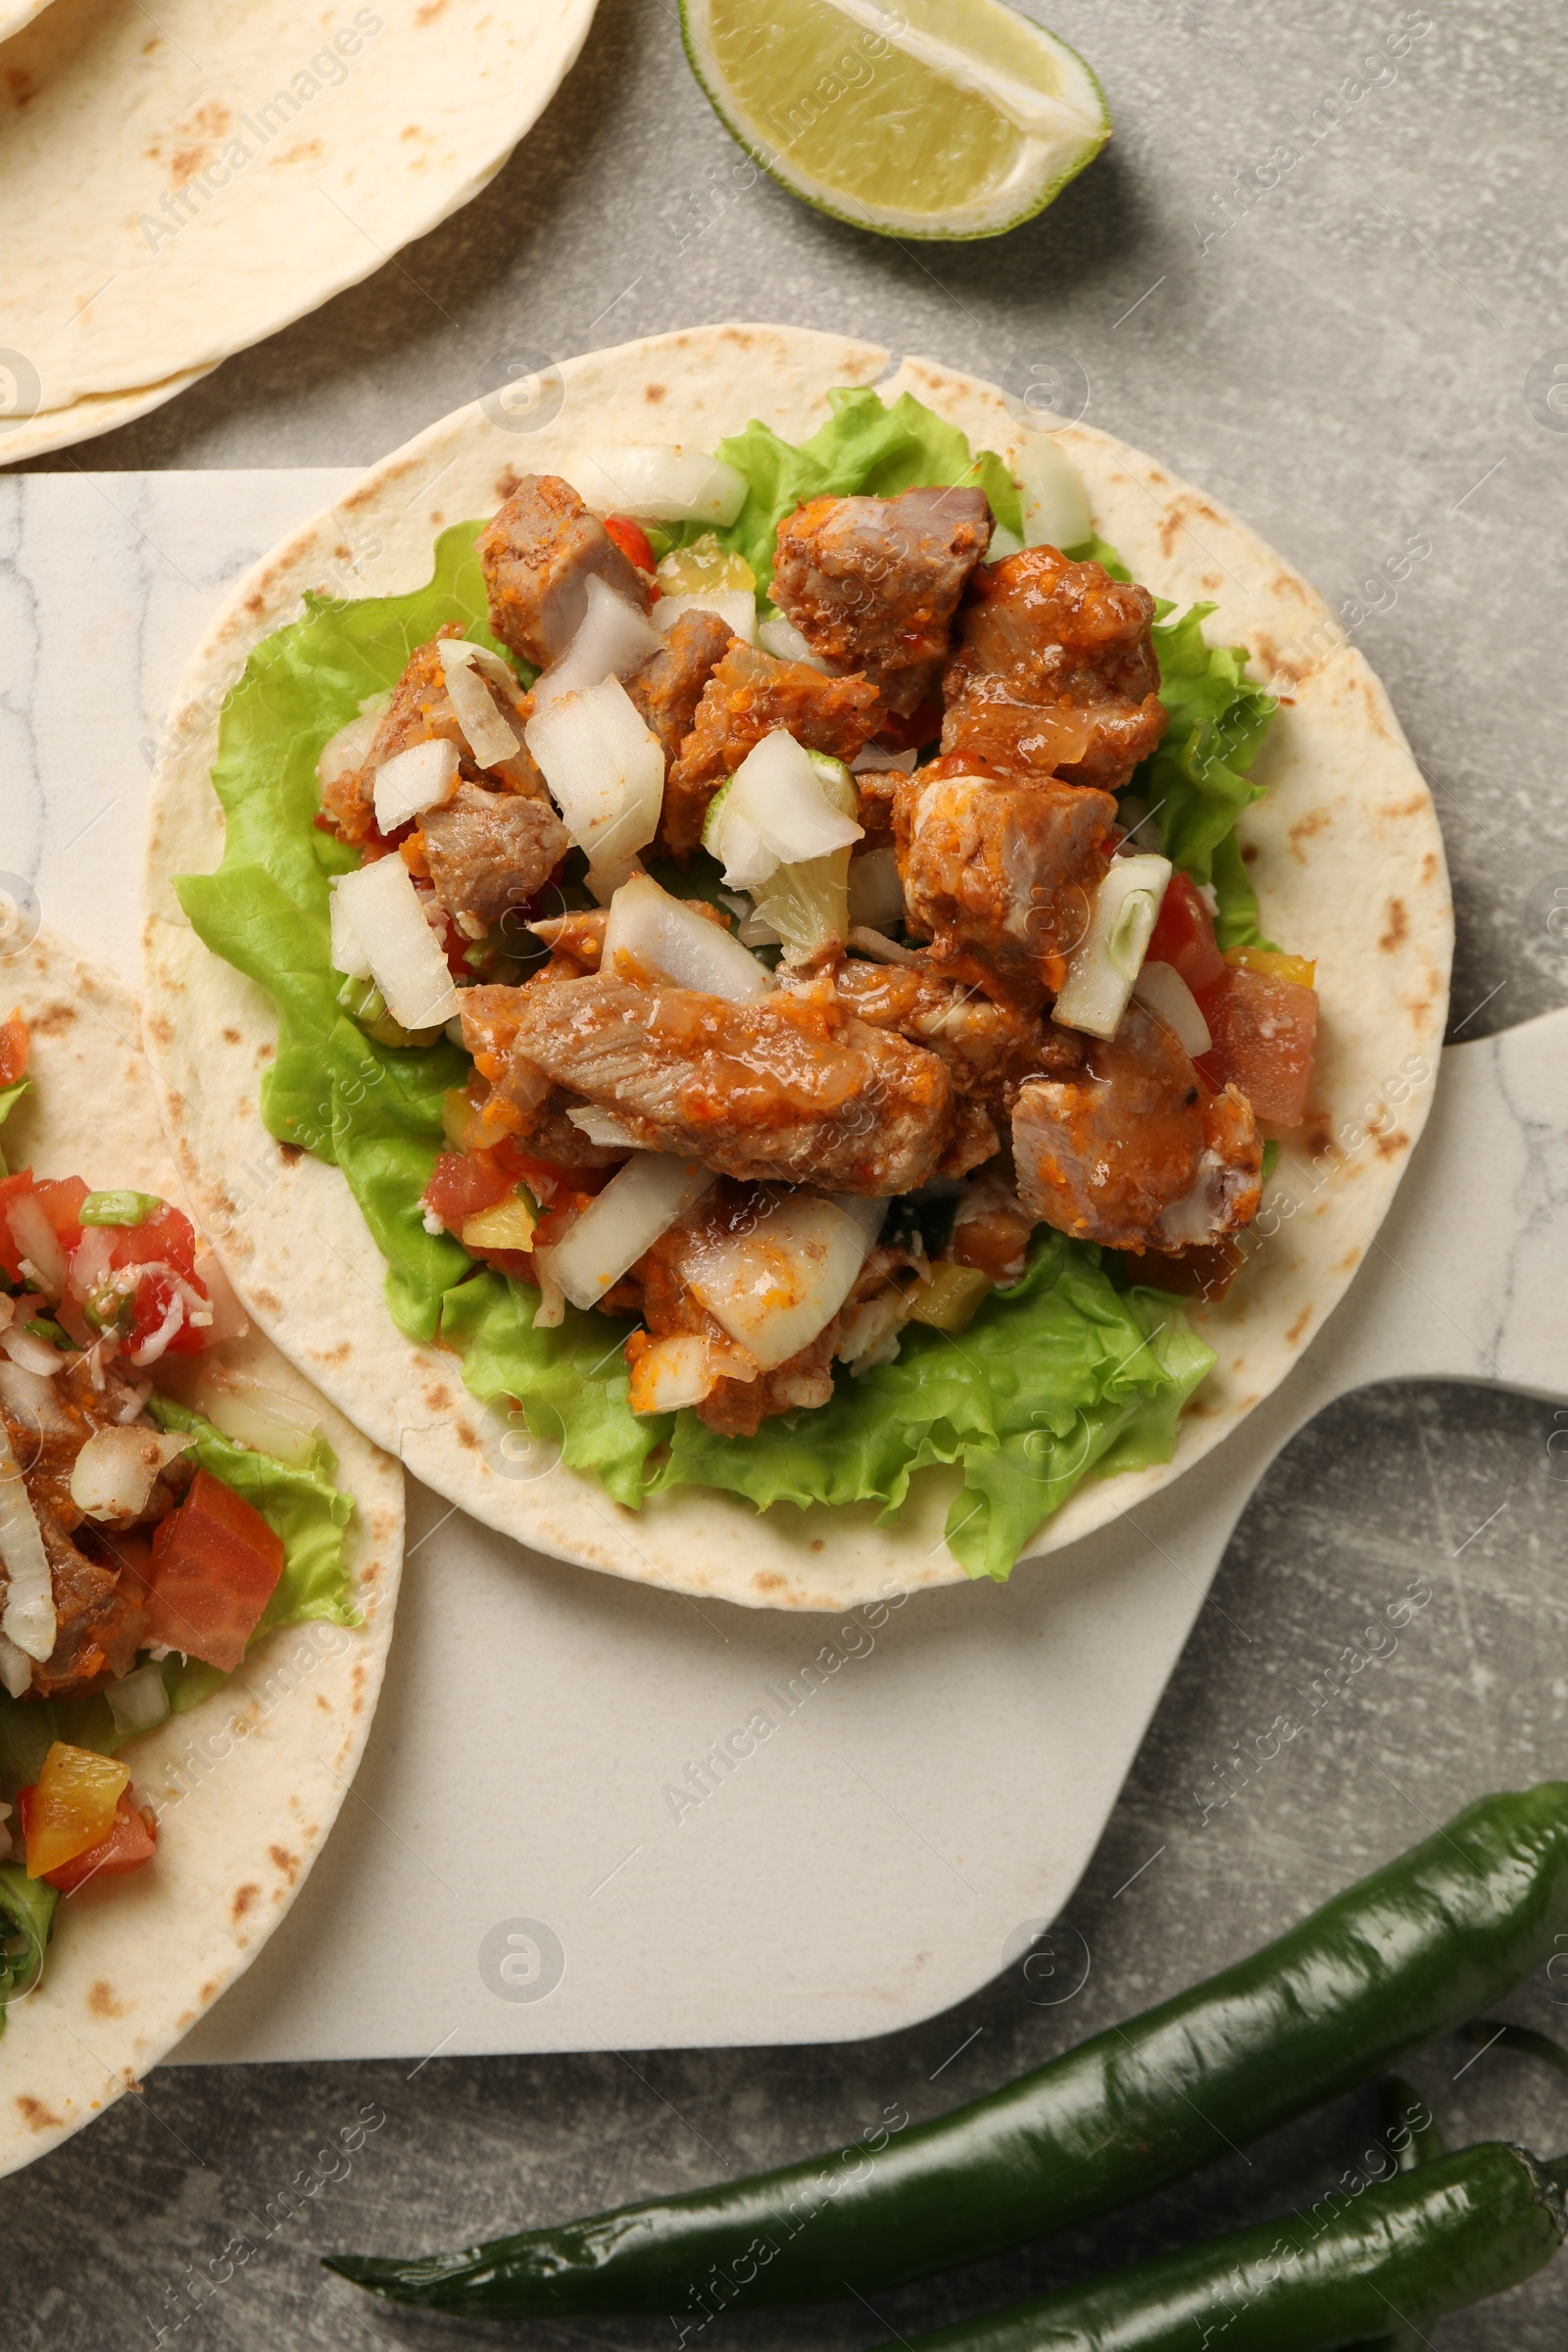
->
[1226,945,1316,990]
[907,1261,994,1334]
[26,1742,129,1881]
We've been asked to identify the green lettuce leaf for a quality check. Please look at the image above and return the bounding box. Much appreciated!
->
[713,387,1022,594]
[0,1864,57,2030]
[174,391,1245,1583]
[1134,602,1276,944]
[0,1075,29,1178]
[654,1234,1214,1582]
[439,1268,659,1510]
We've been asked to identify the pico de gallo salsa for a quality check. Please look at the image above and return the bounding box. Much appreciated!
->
[0,1013,304,1956]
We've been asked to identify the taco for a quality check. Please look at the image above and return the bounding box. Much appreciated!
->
[0,933,401,2180]
[142,324,1450,1612]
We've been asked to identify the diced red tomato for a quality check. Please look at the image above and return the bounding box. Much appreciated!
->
[23,1790,158,1893]
[108,1201,199,1282]
[0,1010,27,1089]
[423,1150,519,1237]
[1196,965,1318,1127]
[32,1174,88,1254]
[604,514,657,573]
[144,1468,285,1673]
[0,1168,33,1283]
[1148,873,1227,1001]
[122,1267,207,1357]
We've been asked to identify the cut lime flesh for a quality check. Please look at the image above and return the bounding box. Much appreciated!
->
[682,0,1109,241]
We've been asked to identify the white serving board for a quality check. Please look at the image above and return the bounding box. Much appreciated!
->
[3,473,1563,2060]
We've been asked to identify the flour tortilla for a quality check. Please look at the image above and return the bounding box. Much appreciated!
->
[0,365,219,469]
[0,1,52,43]
[0,932,403,2180]
[0,0,598,445]
[141,322,1452,1613]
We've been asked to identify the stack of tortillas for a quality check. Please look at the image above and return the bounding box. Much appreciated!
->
[0,0,599,463]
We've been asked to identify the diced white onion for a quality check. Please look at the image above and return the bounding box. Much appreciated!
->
[315,696,389,793]
[70,1426,193,1525]
[0,1634,30,1698]
[192,1371,319,1467]
[66,1225,114,1304]
[532,575,662,713]
[7,1195,67,1298]
[0,1358,73,1430]
[438,640,526,769]
[758,613,832,671]
[705,731,862,892]
[653,590,757,648]
[0,1324,64,1377]
[327,878,371,980]
[524,675,665,877]
[333,854,462,1033]
[551,1155,716,1311]
[628,1332,734,1417]
[105,1660,172,1736]
[1133,958,1212,1057]
[851,744,917,774]
[602,874,771,1003]
[564,444,748,527]
[1054,853,1171,1041]
[0,1419,55,1663]
[1015,429,1093,552]
[683,1192,884,1372]
[372,737,461,834]
[847,848,906,933]
[127,1286,186,1367]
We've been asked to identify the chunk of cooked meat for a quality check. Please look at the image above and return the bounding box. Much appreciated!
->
[27,1514,148,1701]
[939,1096,1001,1179]
[466,974,953,1195]
[897,770,1117,996]
[834,953,1068,1108]
[1012,1000,1260,1250]
[419,781,569,936]
[478,474,650,670]
[662,642,881,858]
[626,609,735,765]
[771,486,992,715]
[942,547,1168,793]
[321,627,544,843]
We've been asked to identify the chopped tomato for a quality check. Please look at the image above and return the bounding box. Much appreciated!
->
[0,1009,27,1089]
[1197,966,1318,1127]
[0,1168,33,1282]
[21,1743,129,1880]
[145,1468,285,1673]
[423,1149,518,1237]
[123,1267,207,1357]
[1147,873,1227,1001]
[605,514,656,573]
[27,1791,157,1893]
[33,1174,88,1254]
[108,1200,199,1281]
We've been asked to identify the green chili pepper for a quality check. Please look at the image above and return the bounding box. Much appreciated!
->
[79,1189,164,1227]
[327,1784,1568,2320]
[858,2142,1567,2352]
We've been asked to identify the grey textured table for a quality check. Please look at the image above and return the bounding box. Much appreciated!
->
[7,2,1568,2344]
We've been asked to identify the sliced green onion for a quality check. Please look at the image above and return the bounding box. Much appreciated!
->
[24,1318,74,1351]
[80,1189,164,1228]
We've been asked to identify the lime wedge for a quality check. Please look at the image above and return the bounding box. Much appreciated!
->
[681,0,1109,241]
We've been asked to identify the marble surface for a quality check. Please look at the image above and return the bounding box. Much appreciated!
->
[4,0,1568,2342]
